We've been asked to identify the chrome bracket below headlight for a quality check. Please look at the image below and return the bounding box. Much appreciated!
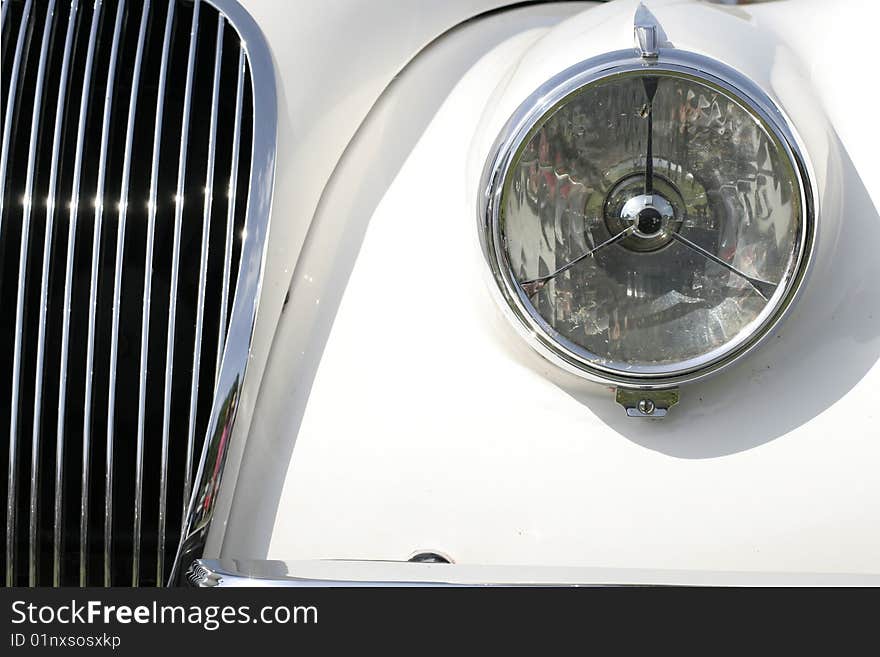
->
[615,387,680,418]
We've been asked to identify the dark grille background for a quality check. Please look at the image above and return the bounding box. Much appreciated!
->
[1,0,254,586]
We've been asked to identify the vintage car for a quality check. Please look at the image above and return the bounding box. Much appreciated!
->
[1,0,877,587]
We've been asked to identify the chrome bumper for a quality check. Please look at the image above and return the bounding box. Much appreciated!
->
[185,559,880,587]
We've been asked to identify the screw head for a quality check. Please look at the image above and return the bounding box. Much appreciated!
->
[638,399,655,415]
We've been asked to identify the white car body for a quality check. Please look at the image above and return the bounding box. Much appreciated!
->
[199,0,880,585]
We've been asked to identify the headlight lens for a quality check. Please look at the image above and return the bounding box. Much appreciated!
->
[484,53,812,385]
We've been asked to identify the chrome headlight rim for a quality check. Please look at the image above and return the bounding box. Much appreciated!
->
[479,48,816,389]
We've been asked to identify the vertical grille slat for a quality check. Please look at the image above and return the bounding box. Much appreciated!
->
[157,0,200,586]
[0,0,31,239]
[2,0,263,588]
[186,14,222,529]
[2,0,32,589]
[56,0,102,588]
[47,0,82,588]
[106,0,151,589]
[81,0,125,588]
[133,0,176,587]
[23,0,57,588]
[215,43,244,382]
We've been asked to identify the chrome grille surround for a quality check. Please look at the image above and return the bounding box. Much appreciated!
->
[1,0,276,586]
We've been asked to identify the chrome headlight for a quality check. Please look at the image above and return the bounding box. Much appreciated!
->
[481,48,814,394]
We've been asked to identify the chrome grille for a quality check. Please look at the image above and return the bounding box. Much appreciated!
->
[1,0,260,587]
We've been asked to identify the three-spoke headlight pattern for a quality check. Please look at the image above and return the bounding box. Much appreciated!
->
[481,50,813,389]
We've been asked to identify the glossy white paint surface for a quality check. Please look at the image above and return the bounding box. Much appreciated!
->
[235,0,879,581]
[205,0,538,556]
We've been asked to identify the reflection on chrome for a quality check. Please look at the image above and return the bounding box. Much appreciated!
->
[496,63,809,378]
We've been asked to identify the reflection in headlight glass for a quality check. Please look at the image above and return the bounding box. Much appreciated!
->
[502,72,803,371]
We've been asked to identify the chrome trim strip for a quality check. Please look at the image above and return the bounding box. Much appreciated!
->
[186,560,458,588]
[0,0,31,237]
[55,0,102,588]
[170,0,277,584]
[185,15,224,532]
[2,0,33,586]
[17,0,56,588]
[186,559,880,588]
[39,0,80,589]
[81,0,123,588]
[134,0,175,587]
[215,44,245,381]
[187,560,461,588]
[106,0,150,589]
[157,0,200,587]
